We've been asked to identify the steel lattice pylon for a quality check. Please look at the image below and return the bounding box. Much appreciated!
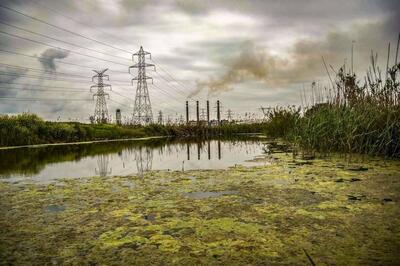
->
[91,69,112,124]
[129,46,155,125]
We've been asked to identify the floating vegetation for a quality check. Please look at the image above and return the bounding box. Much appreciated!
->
[0,150,399,265]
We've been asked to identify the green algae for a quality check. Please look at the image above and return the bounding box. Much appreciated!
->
[0,149,399,265]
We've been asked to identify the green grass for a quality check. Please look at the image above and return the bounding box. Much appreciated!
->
[262,60,400,158]
[0,114,266,147]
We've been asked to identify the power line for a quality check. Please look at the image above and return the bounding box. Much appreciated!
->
[26,0,195,101]
[0,96,92,101]
[152,70,193,100]
[0,62,92,79]
[0,63,133,84]
[0,3,132,54]
[0,81,86,90]
[0,86,88,93]
[151,59,194,99]
[0,30,128,67]
[0,70,183,110]
[0,48,127,74]
[0,20,130,62]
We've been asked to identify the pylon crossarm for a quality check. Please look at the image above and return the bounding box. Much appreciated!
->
[128,65,139,73]
[90,84,98,92]
[146,77,154,84]
[131,78,138,85]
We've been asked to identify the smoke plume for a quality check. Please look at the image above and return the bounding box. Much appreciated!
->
[38,48,70,71]
[189,42,277,97]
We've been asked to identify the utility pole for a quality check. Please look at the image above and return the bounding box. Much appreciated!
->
[129,46,155,125]
[216,100,221,125]
[196,100,200,124]
[206,100,210,124]
[91,69,111,124]
[157,110,163,125]
[186,100,189,124]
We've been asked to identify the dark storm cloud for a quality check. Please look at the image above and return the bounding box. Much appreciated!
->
[38,48,70,71]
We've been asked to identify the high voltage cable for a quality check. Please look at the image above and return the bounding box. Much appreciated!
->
[0,47,191,102]
[0,70,188,105]
[26,0,195,100]
[0,20,131,62]
[0,30,128,67]
[0,3,132,54]
[152,70,193,100]
[151,59,194,99]
[0,63,133,84]
[0,3,192,108]
[0,86,88,93]
[0,81,87,90]
[0,49,127,74]
[0,61,190,106]
[0,62,92,79]
[0,24,193,101]
[0,96,92,101]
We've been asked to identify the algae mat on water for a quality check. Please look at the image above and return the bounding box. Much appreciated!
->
[0,152,399,265]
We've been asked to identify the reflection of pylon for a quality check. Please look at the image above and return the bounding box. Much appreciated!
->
[95,154,112,177]
[135,147,153,177]
[129,46,155,125]
[91,69,112,124]
[200,108,206,121]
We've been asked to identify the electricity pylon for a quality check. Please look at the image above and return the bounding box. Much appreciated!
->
[129,46,155,125]
[157,110,163,125]
[91,69,111,124]
[226,109,233,122]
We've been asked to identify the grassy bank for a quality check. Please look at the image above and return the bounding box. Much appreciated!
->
[263,60,400,158]
[0,114,265,147]
[0,114,169,147]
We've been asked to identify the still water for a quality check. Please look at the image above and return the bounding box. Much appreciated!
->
[0,137,267,183]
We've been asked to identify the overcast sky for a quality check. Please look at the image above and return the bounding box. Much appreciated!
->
[0,0,399,122]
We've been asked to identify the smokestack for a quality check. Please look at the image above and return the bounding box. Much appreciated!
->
[206,100,210,124]
[196,100,199,124]
[186,101,189,124]
[217,100,221,125]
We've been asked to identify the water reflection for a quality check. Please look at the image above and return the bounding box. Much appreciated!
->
[95,155,112,177]
[186,140,222,161]
[134,147,153,177]
[0,137,266,183]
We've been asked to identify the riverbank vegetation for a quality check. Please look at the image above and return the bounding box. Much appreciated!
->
[0,114,264,147]
[263,57,400,158]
